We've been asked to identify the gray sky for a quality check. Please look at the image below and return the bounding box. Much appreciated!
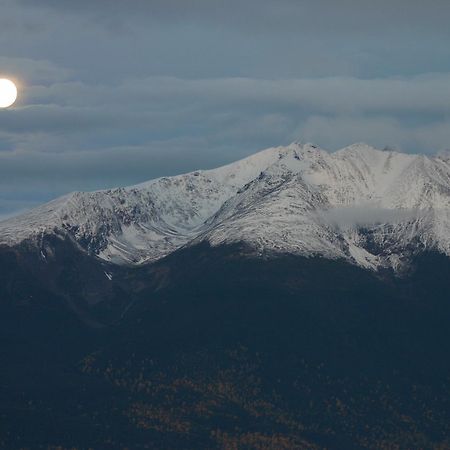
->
[1,0,450,217]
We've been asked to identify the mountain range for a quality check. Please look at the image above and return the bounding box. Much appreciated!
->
[2,142,450,272]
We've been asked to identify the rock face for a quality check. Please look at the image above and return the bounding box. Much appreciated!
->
[2,142,450,270]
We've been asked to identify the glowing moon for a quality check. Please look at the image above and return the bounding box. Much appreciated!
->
[0,79,18,108]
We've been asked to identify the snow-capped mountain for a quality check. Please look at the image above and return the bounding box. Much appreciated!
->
[2,142,450,271]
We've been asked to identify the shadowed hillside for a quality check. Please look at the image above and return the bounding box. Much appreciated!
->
[1,243,450,449]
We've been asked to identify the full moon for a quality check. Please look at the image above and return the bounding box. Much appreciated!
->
[0,79,18,108]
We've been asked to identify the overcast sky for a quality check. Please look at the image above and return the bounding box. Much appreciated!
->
[1,0,450,218]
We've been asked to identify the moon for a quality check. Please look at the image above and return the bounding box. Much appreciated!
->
[0,79,18,108]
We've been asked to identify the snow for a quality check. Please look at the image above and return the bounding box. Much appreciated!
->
[2,142,450,271]
[104,271,113,281]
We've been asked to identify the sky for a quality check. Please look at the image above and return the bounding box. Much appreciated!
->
[1,0,450,218]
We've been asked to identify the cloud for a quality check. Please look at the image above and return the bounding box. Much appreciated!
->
[120,75,450,115]
[5,0,450,82]
[15,0,450,38]
[0,57,71,85]
[3,74,450,154]
[318,206,420,230]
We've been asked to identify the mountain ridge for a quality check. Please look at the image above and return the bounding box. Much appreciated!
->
[2,142,450,271]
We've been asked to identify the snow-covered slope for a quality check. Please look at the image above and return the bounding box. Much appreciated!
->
[2,142,450,270]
